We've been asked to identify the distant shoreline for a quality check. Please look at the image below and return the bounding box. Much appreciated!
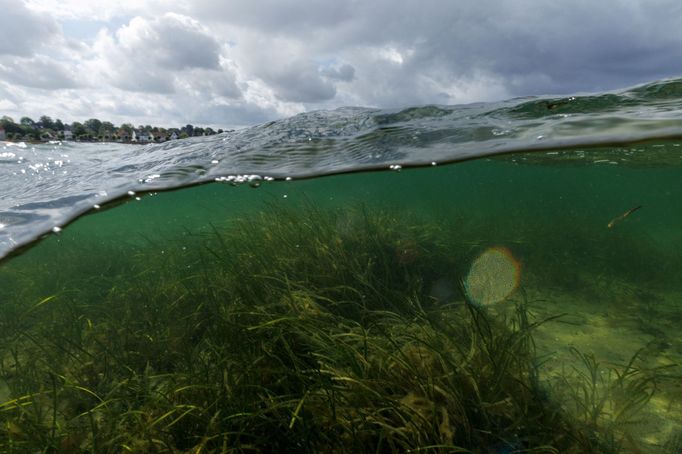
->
[1,138,186,146]
[0,116,224,145]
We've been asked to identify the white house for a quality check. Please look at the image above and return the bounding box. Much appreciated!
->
[0,126,6,140]
[62,130,73,140]
[132,129,153,143]
[169,131,178,140]
[116,129,130,142]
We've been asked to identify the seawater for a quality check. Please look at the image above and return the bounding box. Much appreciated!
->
[2,79,682,452]
[1,152,682,451]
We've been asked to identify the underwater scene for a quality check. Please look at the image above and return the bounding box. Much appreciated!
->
[2,80,682,452]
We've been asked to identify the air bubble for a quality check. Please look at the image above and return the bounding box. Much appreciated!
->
[143,174,161,183]
[248,175,262,188]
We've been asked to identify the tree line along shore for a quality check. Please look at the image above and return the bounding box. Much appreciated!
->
[0,115,225,144]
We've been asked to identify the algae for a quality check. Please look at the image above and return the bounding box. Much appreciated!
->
[0,200,677,453]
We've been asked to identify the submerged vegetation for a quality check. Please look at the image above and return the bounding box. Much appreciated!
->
[0,202,678,452]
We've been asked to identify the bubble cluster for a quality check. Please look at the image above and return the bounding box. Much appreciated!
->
[214,174,275,188]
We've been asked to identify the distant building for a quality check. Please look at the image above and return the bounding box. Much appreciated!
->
[39,129,55,141]
[116,129,130,142]
[0,126,5,140]
[169,131,178,140]
[132,129,153,143]
[62,130,73,140]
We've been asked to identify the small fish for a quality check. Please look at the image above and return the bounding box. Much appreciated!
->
[607,205,642,229]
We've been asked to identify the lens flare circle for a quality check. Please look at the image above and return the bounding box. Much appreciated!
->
[464,246,521,306]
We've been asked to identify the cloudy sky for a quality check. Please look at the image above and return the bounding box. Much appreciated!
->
[1,0,682,128]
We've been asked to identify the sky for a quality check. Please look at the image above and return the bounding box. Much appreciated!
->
[1,0,682,129]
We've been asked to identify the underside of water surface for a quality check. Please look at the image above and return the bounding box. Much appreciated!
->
[1,146,681,453]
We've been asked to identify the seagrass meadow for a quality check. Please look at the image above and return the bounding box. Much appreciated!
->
[0,152,681,453]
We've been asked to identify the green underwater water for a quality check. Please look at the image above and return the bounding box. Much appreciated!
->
[1,149,682,452]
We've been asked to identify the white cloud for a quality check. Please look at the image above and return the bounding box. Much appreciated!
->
[0,0,59,56]
[0,99,17,110]
[260,60,337,103]
[89,13,235,97]
[0,56,81,89]
[115,14,221,71]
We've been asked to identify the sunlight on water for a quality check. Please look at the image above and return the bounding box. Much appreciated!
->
[3,77,682,260]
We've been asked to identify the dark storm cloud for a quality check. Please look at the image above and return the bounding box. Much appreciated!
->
[321,64,355,82]
[417,0,682,95]
[189,102,279,128]
[195,0,682,106]
[193,0,353,34]
[262,62,337,103]
[0,1,59,57]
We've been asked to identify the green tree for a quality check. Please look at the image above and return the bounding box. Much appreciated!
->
[84,118,102,135]
[54,119,65,131]
[39,115,55,130]
[71,122,87,137]
[119,123,133,135]
[20,117,35,127]
[100,121,114,132]
[99,121,115,140]
[1,117,22,135]
[19,117,37,136]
